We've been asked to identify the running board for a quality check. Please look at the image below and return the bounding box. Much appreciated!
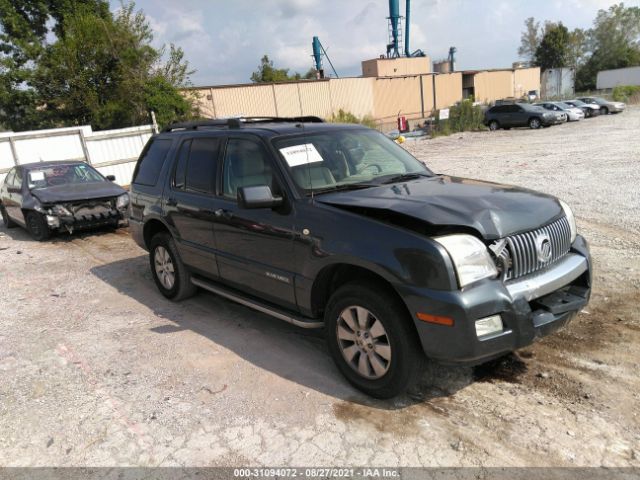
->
[191,277,324,329]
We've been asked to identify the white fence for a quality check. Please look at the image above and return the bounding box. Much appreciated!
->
[0,124,154,186]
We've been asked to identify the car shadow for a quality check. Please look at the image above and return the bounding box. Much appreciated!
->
[89,255,491,410]
[0,223,124,243]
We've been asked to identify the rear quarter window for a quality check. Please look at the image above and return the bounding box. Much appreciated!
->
[132,138,172,186]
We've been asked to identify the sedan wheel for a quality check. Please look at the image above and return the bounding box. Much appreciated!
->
[601,106,609,115]
[1,205,17,228]
[529,118,541,129]
[489,120,499,131]
[337,306,391,380]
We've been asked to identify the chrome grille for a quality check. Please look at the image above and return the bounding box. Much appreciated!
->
[505,216,572,280]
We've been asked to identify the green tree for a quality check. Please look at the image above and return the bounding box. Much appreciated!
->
[0,1,195,130]
[250,55,311,83]
[576,3,640,90]
[518,17,542,63]
[534,22,571,70]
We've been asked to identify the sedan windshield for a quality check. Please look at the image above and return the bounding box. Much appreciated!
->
[273,129,433,194]
[27,163,105,189]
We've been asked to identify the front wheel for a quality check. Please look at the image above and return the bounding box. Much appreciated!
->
[1,205,17,228]
[25,211,50,241]
[324,283,424,398]
[601,106,609,115]
[149,232,197,301]
[529,117,542,129]
[488,120,500,131]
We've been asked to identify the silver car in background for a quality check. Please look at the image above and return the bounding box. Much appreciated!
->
[564,99,601,118]
[535,102,585,122]
[578,96,626,115]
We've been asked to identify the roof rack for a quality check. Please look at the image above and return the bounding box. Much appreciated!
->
[162,116,325,132]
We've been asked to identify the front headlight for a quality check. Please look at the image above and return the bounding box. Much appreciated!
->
[435,234,498,288]
[559,200,577,243]
[116,193,129,210]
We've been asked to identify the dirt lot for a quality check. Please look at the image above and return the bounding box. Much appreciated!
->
[1,109,639,467]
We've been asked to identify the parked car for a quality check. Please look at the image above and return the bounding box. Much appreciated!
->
[0,161,129,240]
[484,103,565,130]
[577,96,626,115]
[129,117,592,398]
[535,101,584,121]
[564,99,600,118]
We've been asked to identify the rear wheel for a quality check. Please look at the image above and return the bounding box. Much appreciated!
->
[149,232,197,301]
[529,117,541,129]
[324,282,424,398]
[0,205,17,228]
[488,120,500,131]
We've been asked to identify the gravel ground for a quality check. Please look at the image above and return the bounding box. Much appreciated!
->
[0,109,639,467]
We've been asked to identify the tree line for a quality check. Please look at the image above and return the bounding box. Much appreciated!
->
[518,3,640,90]
[0,0,196,132]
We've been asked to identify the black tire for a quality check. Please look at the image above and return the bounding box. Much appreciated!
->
[25,211,50,241]
[503,127,511,130]
[601,106,609,115]
[0,205,17,228]
[529,117,542,129]
[324,282,424,399]
[149,232,197,301]
[488,120,500,131]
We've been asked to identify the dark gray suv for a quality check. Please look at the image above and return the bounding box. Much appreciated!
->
[129,117,592,398]
[484,103,565,130]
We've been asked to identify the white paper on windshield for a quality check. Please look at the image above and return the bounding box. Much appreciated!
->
[279,144,324,167]
[29,171,45,181]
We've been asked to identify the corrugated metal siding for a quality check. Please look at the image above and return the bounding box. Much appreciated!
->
[373,76,423,121]
[434,73,463,109]
[211,84,277,117]
[273,83,303,116]
[474,71,514,103]
[329,78,375,118]
[421,75,436,114]
[298,81,333,118]
[514,67,541,97]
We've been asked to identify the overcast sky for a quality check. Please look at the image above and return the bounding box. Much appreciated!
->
[114,0,640,86]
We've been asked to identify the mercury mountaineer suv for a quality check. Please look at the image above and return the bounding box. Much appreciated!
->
[129,117,592,398]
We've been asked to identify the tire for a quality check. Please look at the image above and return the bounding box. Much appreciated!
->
[25,211,50,241]
[324,282,424,399]
[149,232,197,301]
[488,120,500,131]
[503,127,511,130]
[529,117,541,129]
[601,106,609,115]
[1,205,17,228]
[585,110,592,118]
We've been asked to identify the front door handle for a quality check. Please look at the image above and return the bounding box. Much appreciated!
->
[214,208,233,219]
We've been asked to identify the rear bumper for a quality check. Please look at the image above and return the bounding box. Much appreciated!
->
[400,235,591,365]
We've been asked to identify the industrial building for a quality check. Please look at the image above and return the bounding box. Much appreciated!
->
[597,66,640,89]
[185,0,540,130]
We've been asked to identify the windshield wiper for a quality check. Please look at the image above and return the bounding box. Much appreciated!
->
[378,172,430,184]
[311,183,379,195]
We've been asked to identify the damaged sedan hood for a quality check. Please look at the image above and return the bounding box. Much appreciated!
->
[316,175,563,240]
[31,181,126,204]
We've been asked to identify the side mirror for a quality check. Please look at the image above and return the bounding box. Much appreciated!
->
[106,175,116,182]
[237,185,283,209]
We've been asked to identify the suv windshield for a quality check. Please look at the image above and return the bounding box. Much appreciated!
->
[273,129,432,194]
[27,163,105,189]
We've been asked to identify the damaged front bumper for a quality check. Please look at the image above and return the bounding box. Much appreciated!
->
[400,235,592,365]
[39,201,128,233]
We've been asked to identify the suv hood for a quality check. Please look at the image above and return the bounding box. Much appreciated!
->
[316,175,562,240]
[31,181,126,204]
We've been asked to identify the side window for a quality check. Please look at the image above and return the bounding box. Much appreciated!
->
[4,169,15,187]
[14,168,23,187]
[132,138,172,186]
[185,138,220,194]
[222,138,274,199]
[173,140,191,190]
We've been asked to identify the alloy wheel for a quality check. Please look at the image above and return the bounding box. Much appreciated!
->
[154,246,175,290]
[336,306,391,379]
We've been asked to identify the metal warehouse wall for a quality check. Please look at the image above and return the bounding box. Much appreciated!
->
[372,76,423,122]
[473,70,514,103]
[434,72,463,109]
[514,67,541,97]
[0,125,152,186]
[597,66,640,89]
